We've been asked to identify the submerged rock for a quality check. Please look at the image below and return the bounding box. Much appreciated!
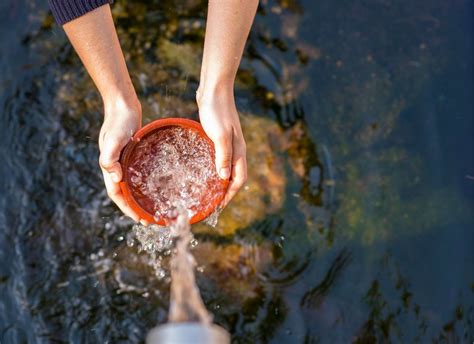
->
[193,241,272,302]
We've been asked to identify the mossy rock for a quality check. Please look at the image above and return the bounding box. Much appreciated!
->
[193,241,272,302]
[156,39,202,79]
[141,94,198,123]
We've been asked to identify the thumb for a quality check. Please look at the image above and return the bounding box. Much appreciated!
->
[100,138,124,183]
[214,135,233,180]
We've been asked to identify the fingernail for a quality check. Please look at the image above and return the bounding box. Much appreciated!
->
[219,167,230,179]
[111,172,120,183]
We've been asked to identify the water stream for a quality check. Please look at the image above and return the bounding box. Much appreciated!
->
[167,211,212,324]
[127,124,219,328]
[132,211,213,326]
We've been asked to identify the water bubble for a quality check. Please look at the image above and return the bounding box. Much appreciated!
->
[204,207,222,228]
[190,238,198,248]
[126,232,135,247]
[155,268,166,280]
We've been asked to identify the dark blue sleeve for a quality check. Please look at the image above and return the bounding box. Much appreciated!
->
[48,0,113,25]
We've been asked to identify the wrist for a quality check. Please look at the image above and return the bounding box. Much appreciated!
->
[103,91,141,121]
[101,76,137,105]
[196,80,234,108]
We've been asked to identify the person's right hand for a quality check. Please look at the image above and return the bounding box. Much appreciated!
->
[197,88,247,208]
[98,95,142,222]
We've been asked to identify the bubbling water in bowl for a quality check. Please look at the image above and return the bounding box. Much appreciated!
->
[125,125,226,223]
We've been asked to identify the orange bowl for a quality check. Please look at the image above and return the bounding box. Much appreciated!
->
[119,118,229,225]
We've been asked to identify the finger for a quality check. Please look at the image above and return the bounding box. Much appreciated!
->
[99,136,125,183]
[222,153,247,207]
[213,133,233,180]
[102,168,140,222]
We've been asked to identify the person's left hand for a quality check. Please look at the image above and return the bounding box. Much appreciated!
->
[197,89,247,207]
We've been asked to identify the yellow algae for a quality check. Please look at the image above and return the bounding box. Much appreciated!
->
[193,241,273,301]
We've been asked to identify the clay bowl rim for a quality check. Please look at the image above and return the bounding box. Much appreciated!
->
[119,117,228,225]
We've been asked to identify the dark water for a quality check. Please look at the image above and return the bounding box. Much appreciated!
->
[1,0,472,342]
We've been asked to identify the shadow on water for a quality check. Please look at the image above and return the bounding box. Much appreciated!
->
[0,0,473,342]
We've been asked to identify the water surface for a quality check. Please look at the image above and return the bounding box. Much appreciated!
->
[0,0,472,342]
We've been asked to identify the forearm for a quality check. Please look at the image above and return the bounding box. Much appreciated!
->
[63,5,137,111]
[198,0,259,99]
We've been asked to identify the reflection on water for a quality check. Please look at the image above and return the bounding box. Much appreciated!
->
[0,0,472,342]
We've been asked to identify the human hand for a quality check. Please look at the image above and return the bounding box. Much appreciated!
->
[99,95,142,222]
[197,88,247,207]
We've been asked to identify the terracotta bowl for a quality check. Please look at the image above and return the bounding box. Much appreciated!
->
[119,118,228,225]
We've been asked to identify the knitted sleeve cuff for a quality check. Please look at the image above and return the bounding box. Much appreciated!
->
[48,0,113,26]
